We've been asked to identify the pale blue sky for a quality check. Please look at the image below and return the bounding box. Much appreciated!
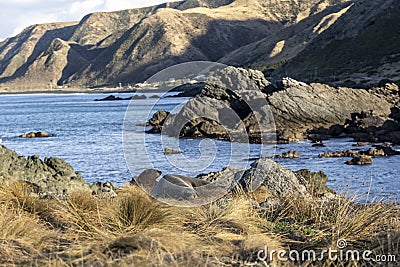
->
[0,0,177,40]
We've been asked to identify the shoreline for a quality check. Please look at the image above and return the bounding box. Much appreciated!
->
[0,87,171,95]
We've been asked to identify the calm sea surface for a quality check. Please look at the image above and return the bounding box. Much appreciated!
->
[0,93,399,202]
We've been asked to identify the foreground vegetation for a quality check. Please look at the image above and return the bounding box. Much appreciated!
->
[0,182,398,266]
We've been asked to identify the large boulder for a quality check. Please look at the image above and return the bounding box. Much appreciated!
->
[0,145,90,196]
[239,158,311,199]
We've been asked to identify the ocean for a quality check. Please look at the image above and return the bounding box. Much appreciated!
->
[1,93,399,202]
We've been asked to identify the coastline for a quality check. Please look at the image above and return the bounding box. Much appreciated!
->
[0,87,169,95]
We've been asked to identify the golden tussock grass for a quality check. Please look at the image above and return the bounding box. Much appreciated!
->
[0,182,398,266]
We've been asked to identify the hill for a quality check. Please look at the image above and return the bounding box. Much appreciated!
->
[0,0,398,90]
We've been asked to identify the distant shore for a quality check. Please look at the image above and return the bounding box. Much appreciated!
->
[0,87,169,95]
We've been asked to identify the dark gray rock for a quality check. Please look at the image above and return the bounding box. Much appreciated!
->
[346,155,373,165]
[239,158,311,199]
[275,150,301,159]
[0,145,90,196]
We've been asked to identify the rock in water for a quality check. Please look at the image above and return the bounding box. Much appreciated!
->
[19,131,50,138]
[164,147,182,155]
[275,150,301,158]
[346,155,373,165]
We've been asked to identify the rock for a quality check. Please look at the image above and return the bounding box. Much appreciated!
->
[197,166,244,189]
[318,150,359,158]
[239,158,311,199]
[345,155,373,165]
[149,95,160,99]
[294,169,332,197]
[163,147,182,155]
[269,81,393,140]
[148,67,275,143]
[362,147,386,157]
[369,145,400,156]
[134,169,162,192]
[148,67,395,144]
[353,142,367,147]
[19,131,50,138]
[95,94,146,101]
[90,182,117,197]
[0,144,90,197]
[390,107,400,122]
[95,95,132,101]
[148,110,170,127]
[132,94,147,100]
[275,150,301,158]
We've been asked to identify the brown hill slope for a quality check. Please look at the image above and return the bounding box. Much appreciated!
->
[2,0,397,89]
[0,0,325,89]
[221,0,400,85]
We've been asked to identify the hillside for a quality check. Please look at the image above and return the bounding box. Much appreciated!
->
[0,0,398,89]
[222,0,400,85]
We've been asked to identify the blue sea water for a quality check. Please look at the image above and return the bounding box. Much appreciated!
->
[0,93,399,202]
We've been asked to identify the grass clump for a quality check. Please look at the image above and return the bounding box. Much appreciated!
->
[0,182,398,266]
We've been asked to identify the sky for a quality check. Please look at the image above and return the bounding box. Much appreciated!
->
[0,0,177,41]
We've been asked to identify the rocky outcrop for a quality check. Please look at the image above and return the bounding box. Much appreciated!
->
[148,67,275,143]
[0,145,118,198]
[269,79,394,142]
[0,145,89,196]
[148,68,396,143]
[310,106,400,145]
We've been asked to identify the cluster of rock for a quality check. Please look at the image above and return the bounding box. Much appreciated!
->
[0,145,116,198]
[147,67,399,144]
[310,106,400,145]
[318,145,400,165]
[134,157,335,205]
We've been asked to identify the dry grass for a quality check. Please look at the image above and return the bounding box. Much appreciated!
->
[0,182,398,266]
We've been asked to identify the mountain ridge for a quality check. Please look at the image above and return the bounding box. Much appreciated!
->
[0,0,398,90]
